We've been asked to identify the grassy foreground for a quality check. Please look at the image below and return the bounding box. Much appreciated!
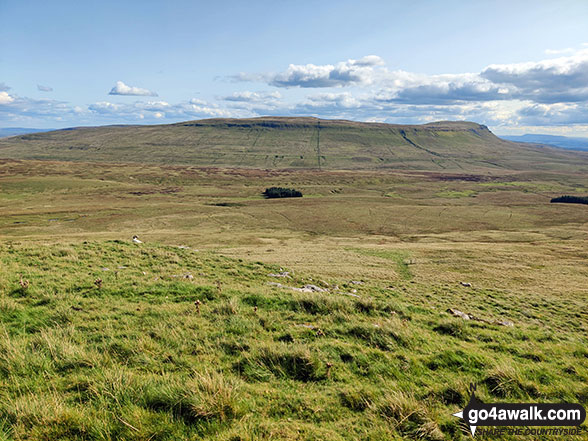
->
[1,239,587,440]
[0,156,587,440]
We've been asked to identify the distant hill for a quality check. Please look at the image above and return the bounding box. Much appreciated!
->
[0,127,53,138]
[0,117,586,172]
[501,134,588,151]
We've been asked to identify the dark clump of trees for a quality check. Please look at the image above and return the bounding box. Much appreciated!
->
[550,195,588,205]
[263,187,303,199]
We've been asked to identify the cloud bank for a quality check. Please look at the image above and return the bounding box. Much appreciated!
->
[2,48,588,135]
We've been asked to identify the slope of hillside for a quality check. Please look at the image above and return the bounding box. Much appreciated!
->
[0,117,586,172]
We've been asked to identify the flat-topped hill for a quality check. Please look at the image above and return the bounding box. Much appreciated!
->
[1,117,586,172]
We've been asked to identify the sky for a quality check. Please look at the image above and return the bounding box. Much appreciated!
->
[1,0,588,135]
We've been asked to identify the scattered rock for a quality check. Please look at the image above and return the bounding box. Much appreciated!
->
[343,292,361,298]
[447,308,514,327]
[447,308,470,320]
[296,284,327,293]
[177,245,190,249]
[296,324,316,329]
[267,282,328,293]
[468,314,492,324]
[268,271,291,278]
[350,280,364,285]
[170,274,193,279]
[101,267,110,271]
[118,266,127,269]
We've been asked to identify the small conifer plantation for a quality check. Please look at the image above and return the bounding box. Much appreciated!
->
[262,187,303,198]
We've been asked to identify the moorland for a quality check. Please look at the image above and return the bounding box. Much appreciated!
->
[0,117,587,440]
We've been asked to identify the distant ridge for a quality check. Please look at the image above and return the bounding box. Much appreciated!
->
[0,127,53,138]
[501,134,588,152]
[0,117,586,172]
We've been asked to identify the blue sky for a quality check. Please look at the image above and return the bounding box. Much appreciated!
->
[1,0,588,135]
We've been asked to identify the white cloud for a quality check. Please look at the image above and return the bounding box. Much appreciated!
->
[189,98,207,105]
[516,102,588,126]
[376,72,510,104]
[481,49,588,103]
[143,101,170,111]
[304,92,362,109]
[267,57,387,88]
[89,101,124,112]
[109,81,158,96]
[87,98,237,121]
[0,91,15,104]
[354,55,385,66]
[223,91,281,102]
[0,94,85,125]
[234,49,588,106]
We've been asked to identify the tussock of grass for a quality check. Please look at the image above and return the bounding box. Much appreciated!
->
[483,364,539,399]
[426,385,466,406]
[141,372,241,425]
[346,321,411,350]
[339,387,376,411]
[239,345,326,382]
[236,344,326,382]
[213,297,240,315]
[290,292,351,315]
[378,392,444,441]
[425,349,486,373]
[432,320,467,339]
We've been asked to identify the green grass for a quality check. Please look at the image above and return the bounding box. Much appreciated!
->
[349,249,414,280]
[1,240,586,440]
[0,154,587,440]
[435,190,476,198]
